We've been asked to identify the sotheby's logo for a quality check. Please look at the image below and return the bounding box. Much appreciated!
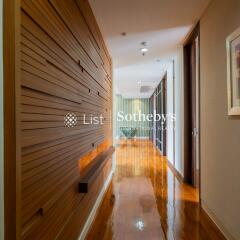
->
[64,111,176,129]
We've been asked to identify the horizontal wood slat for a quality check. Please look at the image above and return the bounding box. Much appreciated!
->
[19,0,112,239]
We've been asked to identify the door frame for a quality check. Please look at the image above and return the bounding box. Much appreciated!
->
[161,74,167,156]
[3,0,21,239]
[154,73,167,156]
[183,23,200,189]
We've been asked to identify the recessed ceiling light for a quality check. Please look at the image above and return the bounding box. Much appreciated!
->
[121,32,126,36]
[140,42,148,56]
[141,48,148,53]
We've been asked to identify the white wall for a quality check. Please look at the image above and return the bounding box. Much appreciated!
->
[166,49,184,177]
[0,0,4,239]
[200,0,240,239]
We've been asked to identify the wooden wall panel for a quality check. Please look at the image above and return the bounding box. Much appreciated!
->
[19,0,112,239]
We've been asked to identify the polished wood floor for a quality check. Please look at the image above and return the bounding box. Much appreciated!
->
[87,140,226,240]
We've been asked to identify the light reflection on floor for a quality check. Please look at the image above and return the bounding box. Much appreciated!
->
[112,177,165,239]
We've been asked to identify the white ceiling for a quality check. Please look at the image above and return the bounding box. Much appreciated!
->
[89,0,210,98]
[114,60,171,98]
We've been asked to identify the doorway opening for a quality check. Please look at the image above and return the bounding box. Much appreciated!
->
[184,23,200,189]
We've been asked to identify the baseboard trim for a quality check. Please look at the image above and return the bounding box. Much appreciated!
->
[201,200,234,240]
[78,169,114,240]
[167,159,184,182]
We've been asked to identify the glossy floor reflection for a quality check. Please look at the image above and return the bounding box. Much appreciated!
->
[87,140,225,240]
[112,177,165,239]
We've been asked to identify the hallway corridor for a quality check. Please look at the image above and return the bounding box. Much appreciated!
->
[2,0,240,239]
[87,140,225,240]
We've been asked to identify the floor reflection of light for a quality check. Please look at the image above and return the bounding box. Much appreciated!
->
[135,219,145,231]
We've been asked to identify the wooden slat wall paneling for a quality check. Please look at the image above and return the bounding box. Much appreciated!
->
[75,0,112,69]
[57,159,112,240]
[17,0,113,239]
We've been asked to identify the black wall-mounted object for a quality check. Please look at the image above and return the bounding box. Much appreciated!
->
[79,146,115,193]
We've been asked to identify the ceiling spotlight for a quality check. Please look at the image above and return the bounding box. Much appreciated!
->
[140,48,148,56]
[141,48,148,53]
[140,42,148,56]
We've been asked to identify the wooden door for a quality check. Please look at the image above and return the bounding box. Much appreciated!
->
[183,23,200,188]
[190,40,198,187]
